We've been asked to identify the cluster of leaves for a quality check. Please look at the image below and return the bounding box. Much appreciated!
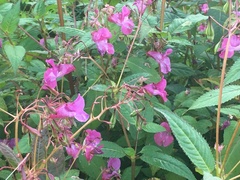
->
[0,0,240,180]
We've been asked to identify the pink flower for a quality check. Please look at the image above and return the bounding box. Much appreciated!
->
[82,129,103,162]
[102,158,121,180]
[108,6,134,35]
[142,77,168,102]
[147,49,172,74]
[154,122,174,147]
[50,94,89,122]
[200,3,209,14]
[42,59,75,89]
[218,35,240,58]
[134,0,153,15]
[66,143,81,159]
[214,144,224,153]
[91,28,114,56]
[198,23,206,32]
[221,120,230,130]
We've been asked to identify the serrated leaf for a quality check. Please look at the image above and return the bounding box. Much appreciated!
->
[127,57,160,82]
[47,148,65,177]
[142,122,165,133]
[99,141,125,158]
[154,108,215,172]
[0,142,20,168]
[140,151,196,180]
[75,32,94,51]
[1,1,20,34]
[4,45,26,74]
[189,85,240,110]
[171,63,195,77]
[33,1,45,18]
[224,59,240,85]
[54,27,85,37]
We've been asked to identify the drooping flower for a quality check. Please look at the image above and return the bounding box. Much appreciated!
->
[91,28,114,56]
[218,35,240,58]
[221,120,230,130]
[154,122,174,147]
[66,143,81,159]
[108,6,134,35]
[198,23,206,32]
[133,0,153,15]
[147,49,172,74]
[42,59,75,89]
[102,158,121,180]
[200,3,209,14]
[142,77,168,102]
[82,129,103,162]
[50,94,89,122]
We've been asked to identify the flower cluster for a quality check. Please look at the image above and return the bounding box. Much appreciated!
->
[91,28,114,56]
[102,158,121,180]
[82,129,103,162]
[218,35,240,58]
[134,0,153,15]
[154,122,174,147]
[108,6,134,35]
[200,3,209,14]
[42,59,75,90]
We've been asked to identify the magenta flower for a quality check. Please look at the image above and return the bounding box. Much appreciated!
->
[218,35,240,58]
[82,129,103,162]
[108,6,134,35]
[142,77,168,102]
[154,122,174,147]
[42,59,75,89]
[102,158,121,180]
[200,3,209,14]
[134,0,153,15]
[66,143,81,159]
[50,94,89,122]
[0,138,18,149]
[221,120,230,130]
[147,49,172,74]
[91,28,114,56]
[198,23,206,32]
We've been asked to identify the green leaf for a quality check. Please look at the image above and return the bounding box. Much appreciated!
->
[189,85,240,110]
[33,1,45,18]
[75,32,94,51]
[154,108,215,173]
[224,59,240,85]
[1,1,20,34]
[127,57,160,82]
[4,45,26,74]
[90,84,111,92]
[171,63,195,77]
[203,172,221,180]
[0,142,20,168]
[140,151,196,180]
[168,38,193,46]
[142,122,165,133]
[99,141,125,158]
[54,27,85,37]
[121,166,141,180]
[121,73,151,85]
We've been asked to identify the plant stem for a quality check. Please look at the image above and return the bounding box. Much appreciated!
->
[160,0,166,31]
[215,32,231,176]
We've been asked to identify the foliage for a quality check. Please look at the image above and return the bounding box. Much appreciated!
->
[0,0,240,180]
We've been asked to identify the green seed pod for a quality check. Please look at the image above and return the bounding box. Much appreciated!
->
[206,18,215,41]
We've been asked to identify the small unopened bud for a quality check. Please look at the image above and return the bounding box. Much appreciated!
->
[214,41,221,54]
[223,1,229,14]
[205,18,215,41]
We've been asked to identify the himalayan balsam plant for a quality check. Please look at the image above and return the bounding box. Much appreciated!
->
[0,0,240,180]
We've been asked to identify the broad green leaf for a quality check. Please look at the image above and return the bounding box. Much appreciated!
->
[99,141,125,158]
[54,27,85,37]
[1,1,20,34]
[4,45,26,74]
[90,84,111,92]
[142,122,165,133]
[0,3,12,14]
[154,108,215,173]
[75,32,94,51]
[220,107,240,118]
[203,172,221,180]
[127,57,160,82]
[33,1,45,18]
[78,155,104,179]
[189,85,240,110]
[119,103,137,125]
[168,38,193,46]
[224,59,240,85]
[121,166,141,180]
[140,151,196,180]
[171,63,195,77]
[0,142,20,168]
